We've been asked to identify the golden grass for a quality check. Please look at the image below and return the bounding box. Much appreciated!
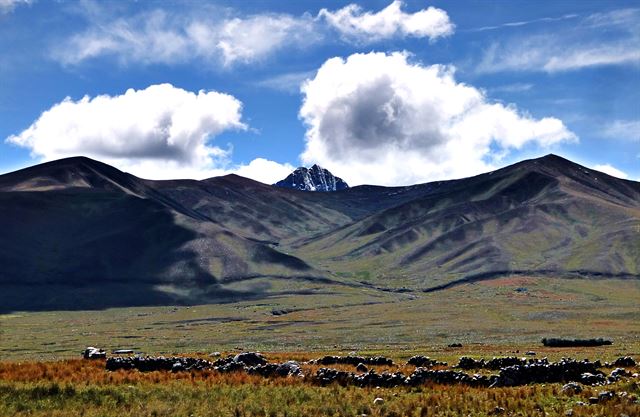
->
[0,357,639,416]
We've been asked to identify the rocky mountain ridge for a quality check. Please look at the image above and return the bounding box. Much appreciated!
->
[274,164,349,192]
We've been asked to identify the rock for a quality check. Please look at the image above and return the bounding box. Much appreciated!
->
[112,349,134,355]
[456,356,537,370]
[106,355,215,372]
[447,343,463,348]
[562,382,583,394]
[525,351,536,356]
[209,352,221,357]
[373,397,384,405]
[275,361,301,377]
[574,401,586,406]
[83,347,106,360]
[588,397,600,404]
[564,409,573,416]
[610,367,630,380]
[597,391,614,402]
[315,355,393,367]
[541,337,612,347]
[580,372,606,385]
[233,352,267,367]
[489,406,505,415]
[407,356,446,368]
[356,363,368,373]
[216,361,246,373]
[613,356,636,367]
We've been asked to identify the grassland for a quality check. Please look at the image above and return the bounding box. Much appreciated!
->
[1,353,639,417]
[2,276,638,360]
[2,276,639,416]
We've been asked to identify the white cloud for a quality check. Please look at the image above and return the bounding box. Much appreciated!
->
[215,15,318,66]
[234,158,295,184]
[55,1,454,67]
[593,164,629,179]
[477,8,640,73]
[299,52,576,186]
[600,119,640,142]
[0,0,31,14]
[6,83,293,184]
[318,0,453,42]
[469,13,578,32]
[255,70,317,94]
[54,9,318,67]
[490,83,534,93]
[6,84,244,178]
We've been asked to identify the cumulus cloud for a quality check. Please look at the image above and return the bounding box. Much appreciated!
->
[234,158,295,184]
[299,52,576,186]
[477,8,640,73]
[593,164,629,179]
[55,8,319,67]
[318,0,453,42]
[6,83,292,183]
[6,84,235,178]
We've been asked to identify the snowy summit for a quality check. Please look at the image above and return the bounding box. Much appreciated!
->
[273,165,349,192]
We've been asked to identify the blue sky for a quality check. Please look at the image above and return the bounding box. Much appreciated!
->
[1,0,638,185]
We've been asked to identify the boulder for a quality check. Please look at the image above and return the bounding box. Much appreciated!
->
[613,356,636,367]
[83,347,106,360]
[275,361,302,377]
[315,355,393,367]
[579,372,606,385]
[561,382,583,394]
[233,352,267,367]
[597,391,614,402]
[407,356,446,368]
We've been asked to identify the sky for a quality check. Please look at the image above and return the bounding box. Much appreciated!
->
[0,0,638,186]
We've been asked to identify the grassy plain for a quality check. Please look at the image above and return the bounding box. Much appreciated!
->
[1,276,639,416]
[2,276,638,361]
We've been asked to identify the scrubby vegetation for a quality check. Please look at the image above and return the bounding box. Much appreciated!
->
[1,354,638,416]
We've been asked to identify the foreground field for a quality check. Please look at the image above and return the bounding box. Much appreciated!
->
[2,276,639,415]
[1,353,639,417]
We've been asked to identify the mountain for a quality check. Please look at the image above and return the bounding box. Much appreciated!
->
[0,157,319,311]
[295,154,640,289]
[0,154,638,312]
[274,164,349,192]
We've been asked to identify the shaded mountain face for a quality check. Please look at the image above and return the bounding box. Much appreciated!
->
[274,164,349,191]
[1,154,638,312]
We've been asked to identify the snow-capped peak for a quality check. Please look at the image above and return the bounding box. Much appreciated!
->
[273,165,349,192]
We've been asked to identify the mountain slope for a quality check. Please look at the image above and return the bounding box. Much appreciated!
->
[0,154,638,311]
[295,155,640,288]
[0,158,321,311]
